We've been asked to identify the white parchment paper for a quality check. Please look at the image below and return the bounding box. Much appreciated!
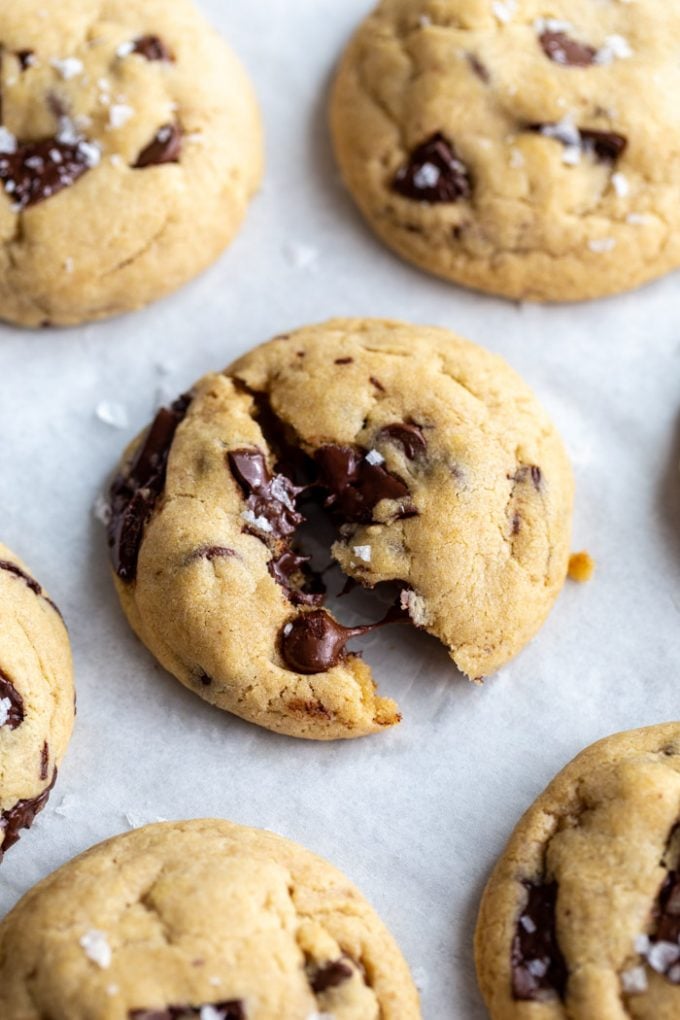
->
[1,2,679,1017]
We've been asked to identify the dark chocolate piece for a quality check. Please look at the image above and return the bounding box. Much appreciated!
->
[40,741,49,780]
[108,394,191,582]
[467,53,490,82]
[228,448,305,539]
[314,444,409,523]
[0,670,24,729]
[0,137,95,210]
[132,35,174,62]
[392,132,471,203]
[280,604,407,675]
[0,769,57,860]
[309,958,354,994]
[369,377,385,392]
[580,129,628,162]
[643,870,680,984]
[334,357,353,365]
[539,30,596,67]
[134,124,182,168]
[15,50,35,70]
[512,465,542,492]
[188,546,236,563]
[512,881,567,1001]
[268,551,324,606]
[129,1002,245,1020]
[0,558,42,595]
[378,423,427,460]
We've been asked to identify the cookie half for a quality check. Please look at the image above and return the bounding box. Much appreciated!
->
[0,0,262,326]
[330,0,680,301]
[0,543,74,858]
[475,723,680,1019]
[0,818,421,1019]
[106,318,573,740]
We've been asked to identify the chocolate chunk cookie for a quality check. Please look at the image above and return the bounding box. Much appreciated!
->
[0,543,74,858]
[330,0,680,301]
[0,818,421,1019]
[475,724,680,1019]
[0,0,262,326]
[106,318,573,740]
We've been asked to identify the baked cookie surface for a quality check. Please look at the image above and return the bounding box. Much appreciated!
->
[0,542,73,858]
[0,818,421,1019]
[330,0,680,302]
[107,318,573,740]
[475,723,680,1019]
[0,0,262,326]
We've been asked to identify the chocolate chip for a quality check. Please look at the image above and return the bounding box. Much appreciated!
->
[134,123,182,168]
[580,129,628,162]
[539,30,596,67]
[511,513,521,535]
[129,1002,245,1020]
[513,465,542,492]
[0,670,24,729]
[370,377,385,392]
[195,671,213,687]
[0,138,95,210]
[314,444,410,523]
[280,604,407,675]
[132,35,174,62]
[108,394,192,582]
[512,881,567,1001]
[0,769,57,861]
[228,448,305,540]
[15,50,35,70]
[334,357,353,365]
[392,132,471,203]
[268,551,325,606]
[309,958,354,994]
[378,422,427,460]
[39,741,49,780]
[467,53,490,82]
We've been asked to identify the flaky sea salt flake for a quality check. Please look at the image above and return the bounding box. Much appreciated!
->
[0,127,17,154]
[52,57,84,80]
[588,237,616,253]
[621,965,648,994]
[80,929,112,969]
[353,545,372,563]
[365,449,385,466]
[492,1,517,24]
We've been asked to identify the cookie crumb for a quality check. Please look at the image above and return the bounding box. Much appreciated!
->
[568,551,595,583]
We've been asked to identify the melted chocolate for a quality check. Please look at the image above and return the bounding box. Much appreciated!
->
[512,881,567,1001]
[108,395,191,582]
[580,129,628,162]
[0,769,57,860]
[314,444,409,523]
[309,958,354,994]
[0,137,94,209]
[0,670,24,729]
[280,604,406,674]
[378,423,427,460]
[228,448,305,539]
[16,50,35,70]
[188,545,236,563]
[539,30,596,67]
[392,132,471,203]
[132,35,174,61]
[129,1003,245,1020]
[0,558,42,595]
[268,551,324,606]
[134,124,182,168]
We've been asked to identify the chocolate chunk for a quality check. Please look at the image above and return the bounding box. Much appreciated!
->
[280,603,407,675]
[309,958,354,994]
[0,670,24,730]
[40,741,49,780]
[0,137,95,210]
[467,53,490,82]
[513,465,542,492]
[512,881,567,1001]
[268,551,324,606]
[134,123,182,168]
[108,395,191,582]
[580,129,628,162]
[15,50,35,70]
[334,357,353,365]
[228,448,305,539]
[0,558,42,596]
[314,444,409,523]
[392,132,471,203]
[0,769,57,860]
[378,422,427,460]
[129,1002,245,1020]
[132,35,174,62]
[539,30,597,67]
[188,545,236,563]
[645,870,680,983]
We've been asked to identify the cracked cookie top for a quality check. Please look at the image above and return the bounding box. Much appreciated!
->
[107,318,573,740]
[475,723,680,1019]
[0,0,262,326]
[0,542,74,859]
[330,0,680,302]
[0,818,421,1019]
